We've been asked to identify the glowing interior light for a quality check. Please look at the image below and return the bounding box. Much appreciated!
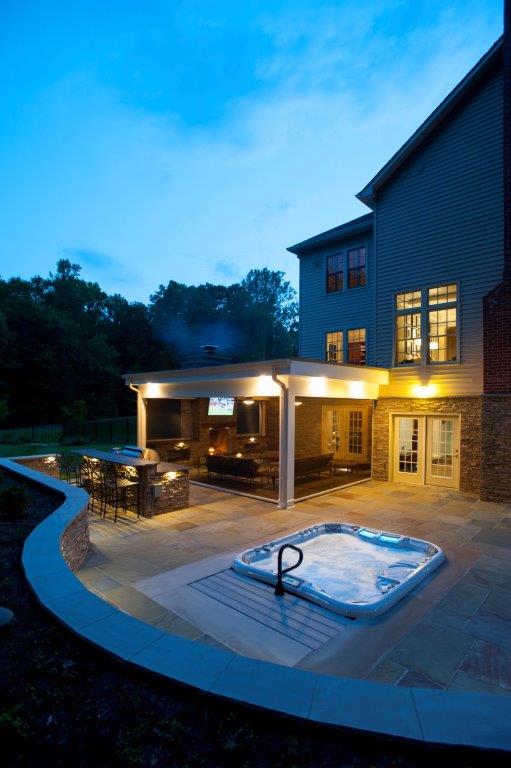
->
[164,471,178,481]
[176,442,185,448]
[242,398,255,405]
[295,400,303,407]
[236,452,243,458]
[249,437,256,443]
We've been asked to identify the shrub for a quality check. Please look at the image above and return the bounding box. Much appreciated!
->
[0,482,29,520]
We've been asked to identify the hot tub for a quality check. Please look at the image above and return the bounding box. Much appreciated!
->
[233,523,444,618]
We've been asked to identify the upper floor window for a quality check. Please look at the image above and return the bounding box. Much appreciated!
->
[326,254,343,293]
[326,331,343,363]
[348,328,366,365]
[395,284,457,366]
[347,246,367,289]
[428,284,457,363]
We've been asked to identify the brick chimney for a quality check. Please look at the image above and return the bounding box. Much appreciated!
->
[483,1,510,394]
[481,0,511,502]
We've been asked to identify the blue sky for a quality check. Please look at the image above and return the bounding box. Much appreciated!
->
[0,0,502,301]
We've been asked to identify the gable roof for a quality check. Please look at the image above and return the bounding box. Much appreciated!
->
[356,37,503,207]
[287,212,373,256]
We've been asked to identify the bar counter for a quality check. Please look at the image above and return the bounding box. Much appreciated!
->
[72,449,190,518]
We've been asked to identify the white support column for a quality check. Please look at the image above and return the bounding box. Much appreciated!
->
[278,383,295,509]
[136,391,147,448]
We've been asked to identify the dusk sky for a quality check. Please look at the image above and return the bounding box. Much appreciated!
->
[0,0,502,301]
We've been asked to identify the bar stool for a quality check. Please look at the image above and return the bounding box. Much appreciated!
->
[103,462,140,522]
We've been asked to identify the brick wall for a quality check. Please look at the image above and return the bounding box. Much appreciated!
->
[483,282,511,393]
[372,397,482,495]
[481,395,511,502]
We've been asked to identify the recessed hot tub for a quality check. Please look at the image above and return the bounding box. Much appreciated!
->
[233,523,444,618]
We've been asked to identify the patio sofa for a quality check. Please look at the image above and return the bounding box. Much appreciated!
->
[205,455,262,484]
[267,453,334,488]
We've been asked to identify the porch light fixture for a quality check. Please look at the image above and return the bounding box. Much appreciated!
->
[413,384,437,398]
[242,398,255,405]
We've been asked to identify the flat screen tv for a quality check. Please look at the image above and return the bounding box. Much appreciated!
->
[208,397,235,416]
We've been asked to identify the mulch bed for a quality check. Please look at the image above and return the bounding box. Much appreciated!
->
[0,473,507,768]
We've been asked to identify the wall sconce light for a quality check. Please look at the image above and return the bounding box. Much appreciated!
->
[208,447,215,454]
[295,400,303,407]
[236,452,243,458]
[249,436,256,443]
[242,398,255,405]
[176,441,186,448]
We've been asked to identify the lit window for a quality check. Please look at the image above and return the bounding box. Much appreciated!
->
[348,246,366,289]
[348,328,366,365]
[396,291,421,311]
[429,307,457,362]
[326,331,343,363]
[396,313,421,365]
[395,284,458,365]
[428,284,457,306]
[326,254,343,293]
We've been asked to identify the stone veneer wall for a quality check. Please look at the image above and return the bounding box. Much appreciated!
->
[7,459,90,571]
[481,395,511,502]
[372,397,482,495]
[15,455,60,479]
[61,506,90,570]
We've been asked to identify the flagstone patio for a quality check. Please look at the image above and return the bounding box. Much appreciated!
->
[77,480,511,695]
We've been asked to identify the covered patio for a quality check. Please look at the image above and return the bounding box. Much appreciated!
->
[124,359,388,508]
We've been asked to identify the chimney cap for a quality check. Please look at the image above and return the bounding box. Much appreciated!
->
[201,344,219,355]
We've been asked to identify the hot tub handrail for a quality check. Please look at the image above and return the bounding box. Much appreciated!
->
[275,543,303,597]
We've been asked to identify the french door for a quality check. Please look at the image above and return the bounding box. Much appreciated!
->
[322,406,369,462]
[393,415,459,488]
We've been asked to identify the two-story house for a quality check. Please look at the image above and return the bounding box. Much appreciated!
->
[289,36,509,502]
[127,33,510,510]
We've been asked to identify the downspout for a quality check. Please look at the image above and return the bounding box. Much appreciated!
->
[128,381,146,448]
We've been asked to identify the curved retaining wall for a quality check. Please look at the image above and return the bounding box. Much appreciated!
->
[2,457,510,752]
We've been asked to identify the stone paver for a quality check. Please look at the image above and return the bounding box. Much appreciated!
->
[77,480,511,695]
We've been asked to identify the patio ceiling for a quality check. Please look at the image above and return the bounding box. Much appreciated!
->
[124,358,389,401]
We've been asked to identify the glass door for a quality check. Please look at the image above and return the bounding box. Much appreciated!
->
[393,416,425,484]
[425,416,459,488]
[322,406,368,462]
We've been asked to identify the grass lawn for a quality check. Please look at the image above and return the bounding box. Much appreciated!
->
[0,443,113,458]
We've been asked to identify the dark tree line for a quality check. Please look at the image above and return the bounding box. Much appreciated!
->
[0,260,298,427]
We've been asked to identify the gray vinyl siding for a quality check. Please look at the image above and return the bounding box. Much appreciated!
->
[299,232,374,363]
[374,68,503,396]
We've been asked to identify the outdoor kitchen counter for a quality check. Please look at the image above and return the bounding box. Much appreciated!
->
[72,449,190,518]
